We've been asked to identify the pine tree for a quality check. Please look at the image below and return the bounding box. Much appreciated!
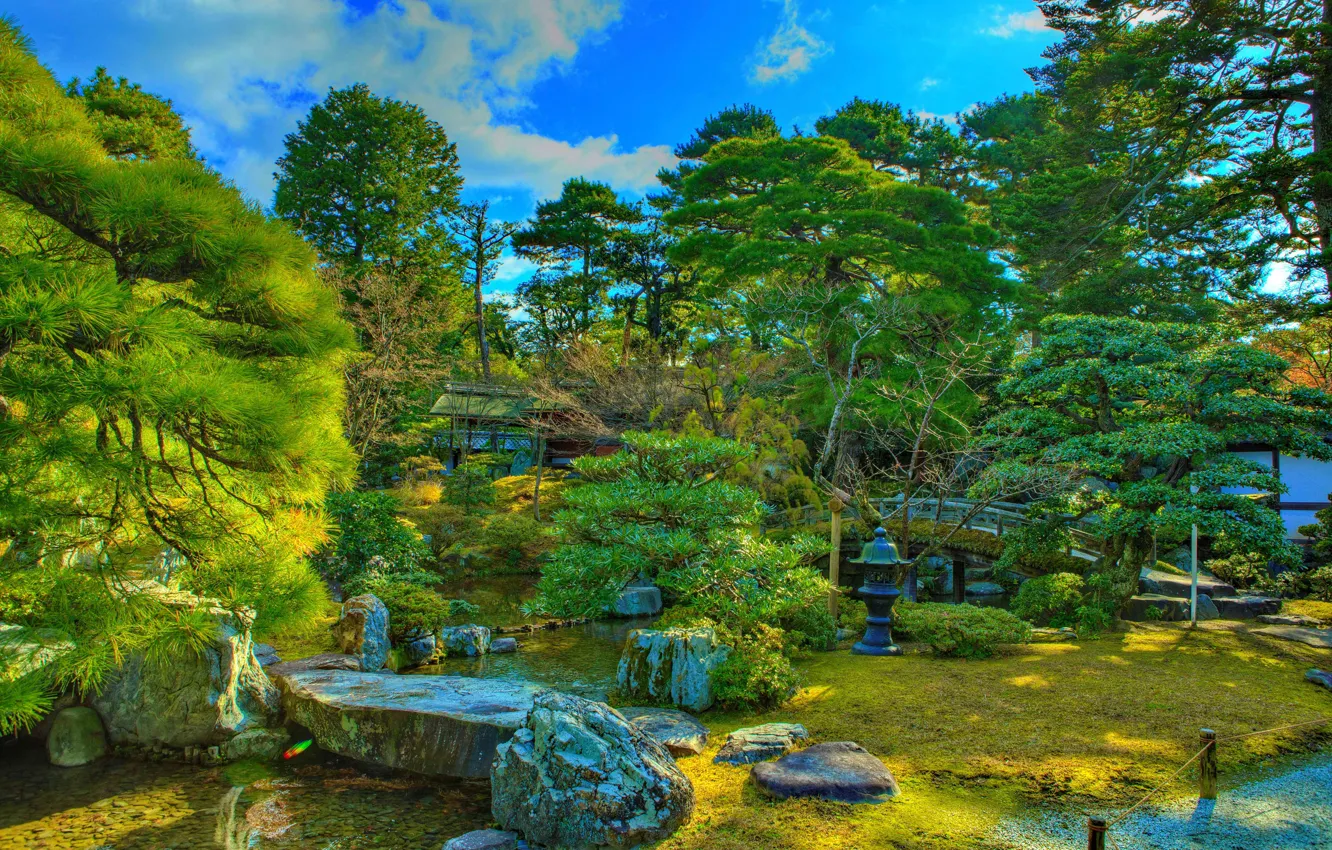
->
[0,20,356,731]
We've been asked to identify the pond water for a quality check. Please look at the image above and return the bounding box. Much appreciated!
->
[409,616,655,701]
[0,744,491,850]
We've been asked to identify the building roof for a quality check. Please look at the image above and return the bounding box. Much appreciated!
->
[427,383,565,422]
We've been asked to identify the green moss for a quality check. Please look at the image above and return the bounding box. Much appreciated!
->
[659,622,1332,850]
[255,596,339,660]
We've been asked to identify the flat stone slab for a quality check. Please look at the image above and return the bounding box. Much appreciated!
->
[1253,626,1332,650]
[443,829,519,850]
[1139,567,1236,599]
[751,741,899,803]
[714,722,808,766]
[1124,593,1218,622]
[619,707,709,756]
[1306,669,1332,691]
[1214,595,1282,620]
[272,669,542,777]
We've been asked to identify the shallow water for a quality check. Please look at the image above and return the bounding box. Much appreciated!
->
[411,616,655,701]
[0,744,491,850]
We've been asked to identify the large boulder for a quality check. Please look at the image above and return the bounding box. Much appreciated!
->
[613,579,663,618]
[402,633,437,667]
[617,627,731,712]
[224,727,290,762]
[272,668,541,777]
[715,722,809,765]
[619,707,709,756]
[332,594,390,671]
[440,625,491,658]
[751,741,899,803]
[46,706,107,767]
[91,582,280,749]
[491,691,694,849]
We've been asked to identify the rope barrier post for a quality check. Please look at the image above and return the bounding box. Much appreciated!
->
[828,498,844,619]
[1086,817,1107,850]
[1199,728,1217,800]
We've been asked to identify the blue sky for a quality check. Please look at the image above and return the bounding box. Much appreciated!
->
[7,0,1058,291]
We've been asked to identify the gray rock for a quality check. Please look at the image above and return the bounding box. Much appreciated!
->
[614,585,663,617]
[253,643,281,668]
[1253,625,1332,649]
[266,653,362,678]
[750,741,899,803]
[1261,614,1325,627]
[440,624,491,657]
[1215,595,1283,619]
[272,668,540,777]
[1138,567,1236,599]
[91,581,279,749]
[1124,594,1189,622]
[964,567,990,582]
[402,633,437,667]
[617,627,732,712]
[619,707,709,756]
[835,628,853,641]
[714,722,809,766]
[46,707,107,767]
[443,829,519,850]
[224,727,290,761]
[965,581,1006,598]
[332,594,391,672]
[491,691,694,849]
[1030,627,1078,643]
[490,637,518,654]
[1306,669,1332,691]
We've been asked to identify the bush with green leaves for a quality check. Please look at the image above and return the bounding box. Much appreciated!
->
[320,491,431,592]
[445,461,497,511]
[530,432,830,632]
[894,602,1031,659]
[710,624,801,711]
[1205,552,1271,591]
[360,579,478,644]
[1011,572,1085,627]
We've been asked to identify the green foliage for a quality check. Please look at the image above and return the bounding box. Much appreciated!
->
[894,602,1031,659]
[985,314,1332,610]
[477,513,547,567]
[530,431,831,631]
[66,67,195,161]
[1074,573,1116,637]
[779,601,837,652]
[444,463,497,511]
[710,624,800,711]
[359,579,478,644]
[1205,553,1271,592]
[0,21,356,732]
[320,492,430,592]
[1011,572,1085,628]
[274,83,462,286]
[837,597,869,632]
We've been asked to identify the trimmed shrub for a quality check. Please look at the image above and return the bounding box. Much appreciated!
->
[780,600,836,651]
[711,624,800,711]
[1011,572,1085,627]
[320,491,431,592]
[444,463,496,511]
[894,602,1030,659]
[363,579,479,644]
[479,513,549,568]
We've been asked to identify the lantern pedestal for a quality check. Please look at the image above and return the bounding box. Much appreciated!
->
[852,579,902,656]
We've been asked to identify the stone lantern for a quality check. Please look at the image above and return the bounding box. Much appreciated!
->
[848,527,906,656]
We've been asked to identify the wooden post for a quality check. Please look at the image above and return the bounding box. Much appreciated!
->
[1086,817,1107,850]
[828,498,844,618]
[953,558,965,605]
[1199,729,1217,800]
[996,518,1004,537]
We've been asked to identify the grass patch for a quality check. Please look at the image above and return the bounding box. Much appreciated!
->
[492,470,577,515]
[255,595,339,660]
[1285,599,1332,623]
[659,622,1332,850]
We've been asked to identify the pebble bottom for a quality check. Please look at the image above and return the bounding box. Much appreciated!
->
[991,756,1332,850]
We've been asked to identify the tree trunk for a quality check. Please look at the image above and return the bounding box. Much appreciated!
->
[532,427,544,523]
[1105,530,1153,611]
[473,245,491,382]
[1314,0,1332,297]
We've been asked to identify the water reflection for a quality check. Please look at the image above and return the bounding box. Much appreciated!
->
[0,743,491,849]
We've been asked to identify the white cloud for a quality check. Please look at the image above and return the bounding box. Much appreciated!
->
[985,9,1049,37]
[919,77,940,91]
[750,0,831,85]
[92,0,670,206]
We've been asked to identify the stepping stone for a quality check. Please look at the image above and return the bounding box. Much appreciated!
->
[443,829,519,850]
[1252,625,1332,649]
[1259,614,1323,627]
[1306,669,1332,692]
[491,637,518,654]
[1030,627,1078,642]
[751,741,899,803]
[965,581,1006,598]
[714,722,808,765]
[618,707,709,756]
[266,652,362,677]
[1138,567,1236,599]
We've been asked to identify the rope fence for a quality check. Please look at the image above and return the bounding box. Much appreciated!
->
[1083,718,1331,849]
